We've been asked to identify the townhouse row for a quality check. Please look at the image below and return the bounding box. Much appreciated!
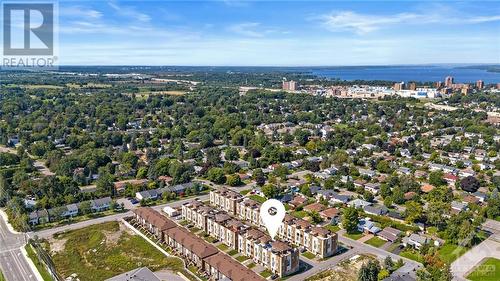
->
[28,197,112,225]
[209,188,338,258]
[181,200,300,277]
[132,207,263,281]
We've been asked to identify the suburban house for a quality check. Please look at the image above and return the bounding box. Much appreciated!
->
[377,227,402,242]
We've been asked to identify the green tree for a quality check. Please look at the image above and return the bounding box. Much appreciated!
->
[404,201,423,223]
[207,167,226,184]
[342,207,359,234]
[261,184,280,198]
[358,260,380,281]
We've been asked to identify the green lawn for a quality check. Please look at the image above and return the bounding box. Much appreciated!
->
[344,231,364,240]
[365,237,387,248]
[438,244,468,264]
[399,248,424,263]
[240,189,251,195]
[325,225,341,233]
[301,251,316,259]
[50,221,183,281]
[466,258,500,281]
[248,195,266,203]
[292,210,308,219]
[260,269,273,278]
[217,244,229,251]
[227,250,238,256]
[247,262,256,269]
[236,255,249,262]
[0,270,5,281]
[25,244,53,281]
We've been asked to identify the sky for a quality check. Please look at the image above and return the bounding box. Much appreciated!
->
[24,0,500,65]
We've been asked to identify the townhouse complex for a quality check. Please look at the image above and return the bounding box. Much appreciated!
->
[131,207,264,281]
[182,200,300,277]
[209,188,338,258]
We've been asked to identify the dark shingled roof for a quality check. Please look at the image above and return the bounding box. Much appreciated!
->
[203,252,264,281]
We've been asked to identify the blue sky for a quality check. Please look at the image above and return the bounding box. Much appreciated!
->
[51,0,500,65]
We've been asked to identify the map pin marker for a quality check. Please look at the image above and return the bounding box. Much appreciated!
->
[260,199,286,240]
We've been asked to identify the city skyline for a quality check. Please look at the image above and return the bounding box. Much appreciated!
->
[21,0,500,66]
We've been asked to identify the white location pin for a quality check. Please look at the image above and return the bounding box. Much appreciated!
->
[260,199,286,240]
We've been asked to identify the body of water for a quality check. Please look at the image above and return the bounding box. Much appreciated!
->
[311,65,500,84]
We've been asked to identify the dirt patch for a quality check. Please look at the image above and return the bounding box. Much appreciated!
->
[48,236,68,254]
[306,255,375,281]
[104,222,135,244]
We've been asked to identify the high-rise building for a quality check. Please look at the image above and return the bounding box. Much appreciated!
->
[283,80,297,91]
[393,82,405,91]
[476,80,484,89]
[445,76,454,87]
[408,82,417,91]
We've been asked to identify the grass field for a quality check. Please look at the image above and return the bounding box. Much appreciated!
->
[399,248,424,263]
[248,195,266,203]
[438,243,468,264]
[0,270,5,281]
[344,231,364,240]
[364,237,387,248]
[50,221,183,281]
[25,244,53,281]
[302,251,316,259]
[325,225,341,233]
[466,258,500,281]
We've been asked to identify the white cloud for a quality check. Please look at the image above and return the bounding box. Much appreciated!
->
[59,6,103,19]
[228,22,286,38]
[108,1,151,22]
[228,22,264,37]
[319,10,500,35]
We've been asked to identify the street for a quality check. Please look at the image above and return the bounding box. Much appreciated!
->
[0,212,38,281]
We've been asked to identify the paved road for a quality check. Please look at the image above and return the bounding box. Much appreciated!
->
[29,194,209,239]
[451,219,500,281]
[0,213,38,281]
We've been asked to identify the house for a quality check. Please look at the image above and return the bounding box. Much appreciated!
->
[462,195,480,205]
[404,192,417,201]
[316,190,336,200]
[304,202,326,213]
[473,191,487,203]
[402,233,429,250]
[348,199,371,209]
[105,267,161,281]
[359,168,376,177]
[163,206,180,217]
[28,209,49,225]
[363,205,388,216]
[168,182,195,194]
[289,195,308,208]
[136,189,159,201]
[308,186,322,195]
[357,218,381,234]
[387,211,404,221]
[364,183,380,194]
[91,197,112,212]
[330,193,351,204]
[115,179,148,193]
[319,208,341,224]
[451,201,467,214]
[377,227,401,242]
[397,167,411,175]
[420,184,435,193]
[443,173,458,185]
